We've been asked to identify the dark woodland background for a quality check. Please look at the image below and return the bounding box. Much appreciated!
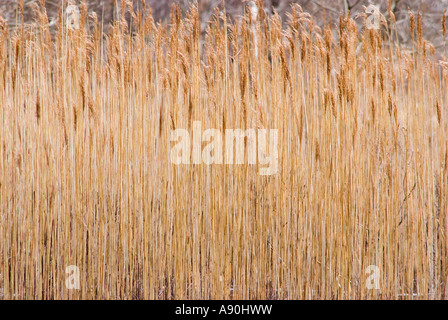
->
[1,0,447,48]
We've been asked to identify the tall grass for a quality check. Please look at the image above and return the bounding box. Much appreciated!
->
[0,0,447,299]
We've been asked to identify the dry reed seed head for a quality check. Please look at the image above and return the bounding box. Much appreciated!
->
[120,0,126,19]
[379,61,384,92]
[254,0,264,20]
[315,139,320,162]
[72,102,78,129]
[247,4,253,27]
[288,4,300,32]
[80,1,88,27]
[144,7,154,35]
[339,15,344,34]
[285,30,295,59]
[270,11,283,43]
[176,4,182,25]
[126,0,135,18]
[279,41,291,88]
[0,15,6,34]
[324,25,332,51]
[409,11,416,37]
[388,92,393,116]
[323,88,332,112]
[330,91,337,118]
[300,32,308,63]
[417,12,423,46]
[186,3,200,47]
[443,11,447,37]
[36,89,41,123]
[239,60,247,99]
[178,51,190,78]
[435,99,441,124]
[427,41,435,57]
[170,4,178,30]
[18,0,24,15]
[389,10,396,25]
[371,97,376,123]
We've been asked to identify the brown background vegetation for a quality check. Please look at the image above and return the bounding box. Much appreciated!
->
[1,0,447,48]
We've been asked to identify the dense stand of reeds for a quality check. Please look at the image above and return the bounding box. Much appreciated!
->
[0,1,447,299]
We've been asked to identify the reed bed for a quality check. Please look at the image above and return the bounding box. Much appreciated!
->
[0,0,447,299]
